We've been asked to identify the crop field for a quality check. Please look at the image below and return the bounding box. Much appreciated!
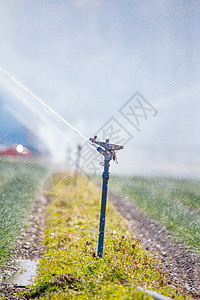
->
[0,158,48,264]
[109,176,200,254]
[23,175,187,299]
[0,171,198,298]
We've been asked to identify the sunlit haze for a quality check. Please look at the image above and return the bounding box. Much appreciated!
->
[0,0,199,177]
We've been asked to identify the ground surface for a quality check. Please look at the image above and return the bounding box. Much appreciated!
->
[108,189,200,298]
[0,194,50,300]
[0,181,199,299]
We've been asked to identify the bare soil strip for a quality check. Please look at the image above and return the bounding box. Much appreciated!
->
[108,190,200,298]
[0,194,50,300]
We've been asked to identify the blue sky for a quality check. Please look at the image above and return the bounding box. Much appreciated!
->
[0,0,200,176]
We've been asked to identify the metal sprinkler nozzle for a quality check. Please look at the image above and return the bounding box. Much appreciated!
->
[89,136,123,165]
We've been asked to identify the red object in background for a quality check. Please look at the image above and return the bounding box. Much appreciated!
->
[0,144,32,157]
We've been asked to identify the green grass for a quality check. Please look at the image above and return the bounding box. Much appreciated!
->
[0,158,48,264]
[109,176,200,253]
[23,174,190,299]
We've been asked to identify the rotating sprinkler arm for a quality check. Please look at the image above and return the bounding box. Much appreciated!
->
[89,136,123,164]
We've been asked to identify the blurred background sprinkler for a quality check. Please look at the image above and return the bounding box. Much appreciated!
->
[74,144,82,186]
[90,136,123,257]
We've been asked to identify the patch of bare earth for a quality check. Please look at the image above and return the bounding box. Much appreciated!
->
[109,190,200,299]
[0,194,50,300]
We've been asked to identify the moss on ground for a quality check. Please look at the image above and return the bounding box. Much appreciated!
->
[24,174,192,299]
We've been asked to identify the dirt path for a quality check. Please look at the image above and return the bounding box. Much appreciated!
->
[0,194,50,300]
[108,190,200,298]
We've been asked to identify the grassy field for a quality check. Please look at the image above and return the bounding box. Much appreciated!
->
[23,174,191,299]
[0,158,48,264]
[109,176,200,254]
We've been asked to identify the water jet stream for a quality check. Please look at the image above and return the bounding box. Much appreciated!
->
[0,67,90,143]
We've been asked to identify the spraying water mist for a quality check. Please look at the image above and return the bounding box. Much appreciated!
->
[0,67,90,144]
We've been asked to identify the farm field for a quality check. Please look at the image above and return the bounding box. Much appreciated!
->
[109,176,200,254]
[22,174,189,299]
[0,158,48,264]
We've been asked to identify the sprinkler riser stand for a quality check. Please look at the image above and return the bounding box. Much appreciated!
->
[90,137,123,258]
[97,157,110,257]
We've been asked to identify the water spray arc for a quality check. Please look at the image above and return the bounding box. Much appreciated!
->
[0,67,89,143]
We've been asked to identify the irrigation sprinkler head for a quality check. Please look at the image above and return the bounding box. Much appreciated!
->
[89,137,123,164]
